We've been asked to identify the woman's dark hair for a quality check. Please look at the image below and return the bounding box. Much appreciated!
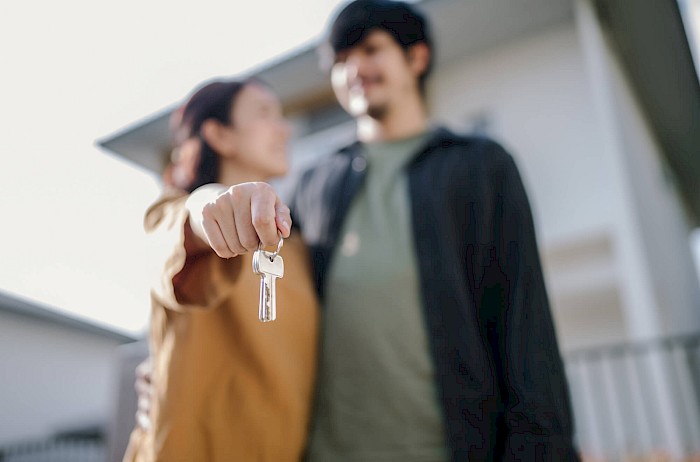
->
[172,79,250,192]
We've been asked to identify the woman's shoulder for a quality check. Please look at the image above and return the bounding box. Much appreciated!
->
[143,188,190,232]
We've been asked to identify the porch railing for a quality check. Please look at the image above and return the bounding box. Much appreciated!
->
[564,332,700,461]
[2,334,699,462]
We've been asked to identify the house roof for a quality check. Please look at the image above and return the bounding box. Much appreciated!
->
[0,291,137,344]
[96,0,573,174]
[97,0,700,222]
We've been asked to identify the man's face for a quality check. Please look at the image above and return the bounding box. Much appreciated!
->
[330,29,423,120]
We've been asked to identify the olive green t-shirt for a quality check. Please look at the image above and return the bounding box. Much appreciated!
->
[306,131,450,462]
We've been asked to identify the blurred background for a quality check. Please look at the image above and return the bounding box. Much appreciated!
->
[1,0,700,460]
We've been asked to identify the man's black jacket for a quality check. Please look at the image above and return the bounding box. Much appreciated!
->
[290,127,580,461]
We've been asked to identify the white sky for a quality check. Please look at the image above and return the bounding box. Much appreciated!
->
[1,0,699,338]
[0,0,348,336]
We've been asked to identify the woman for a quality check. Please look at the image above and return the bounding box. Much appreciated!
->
[123,79,319,462]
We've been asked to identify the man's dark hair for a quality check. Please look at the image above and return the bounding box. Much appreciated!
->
[325,0,434,94]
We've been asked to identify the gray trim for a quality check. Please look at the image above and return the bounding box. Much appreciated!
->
[0,291,138,344]
[96,110,172,176]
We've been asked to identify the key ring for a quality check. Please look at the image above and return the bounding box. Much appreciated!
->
[258,231,284,262]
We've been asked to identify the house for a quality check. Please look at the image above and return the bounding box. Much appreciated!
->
[0,290,137,460]
[98,0,700,459]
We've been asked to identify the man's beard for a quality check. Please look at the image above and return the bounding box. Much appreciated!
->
[347,90,389,120]
[366,102,388,120]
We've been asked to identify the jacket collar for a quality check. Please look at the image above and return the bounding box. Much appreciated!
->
[335,125,456,163]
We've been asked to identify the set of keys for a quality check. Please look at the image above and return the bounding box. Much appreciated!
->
[252,235,284,322]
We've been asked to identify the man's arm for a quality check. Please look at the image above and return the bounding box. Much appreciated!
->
[486,151,580,461]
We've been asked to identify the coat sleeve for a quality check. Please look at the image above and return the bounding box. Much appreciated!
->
[485,148,580,461]
[144,191,237,311]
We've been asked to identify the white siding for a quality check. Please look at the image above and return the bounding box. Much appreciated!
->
[431,23,614,246]
[0,310,125,444]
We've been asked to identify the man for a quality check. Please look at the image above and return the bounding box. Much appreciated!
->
[183,1,579,460]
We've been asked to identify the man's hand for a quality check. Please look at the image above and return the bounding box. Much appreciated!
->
[186,182,292,258]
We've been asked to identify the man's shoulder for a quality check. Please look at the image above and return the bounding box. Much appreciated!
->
[421,127,513,169]
[287,142,358,214]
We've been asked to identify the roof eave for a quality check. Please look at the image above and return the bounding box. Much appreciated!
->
[593,0,700,223]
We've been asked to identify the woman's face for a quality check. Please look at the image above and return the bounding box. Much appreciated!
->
[227,83,291,180]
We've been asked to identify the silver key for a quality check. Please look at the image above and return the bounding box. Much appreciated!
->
[252,248,284,322]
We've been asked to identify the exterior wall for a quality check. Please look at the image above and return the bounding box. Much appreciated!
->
[429,16,700,348]
[587,19,700,338]
[612,59,700,336]
[573,0,700,340]
[0,310,127,445]
[106,340,149,462]
[571,1,700,455]
[428,22,626,350]
[430,23,614,246]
